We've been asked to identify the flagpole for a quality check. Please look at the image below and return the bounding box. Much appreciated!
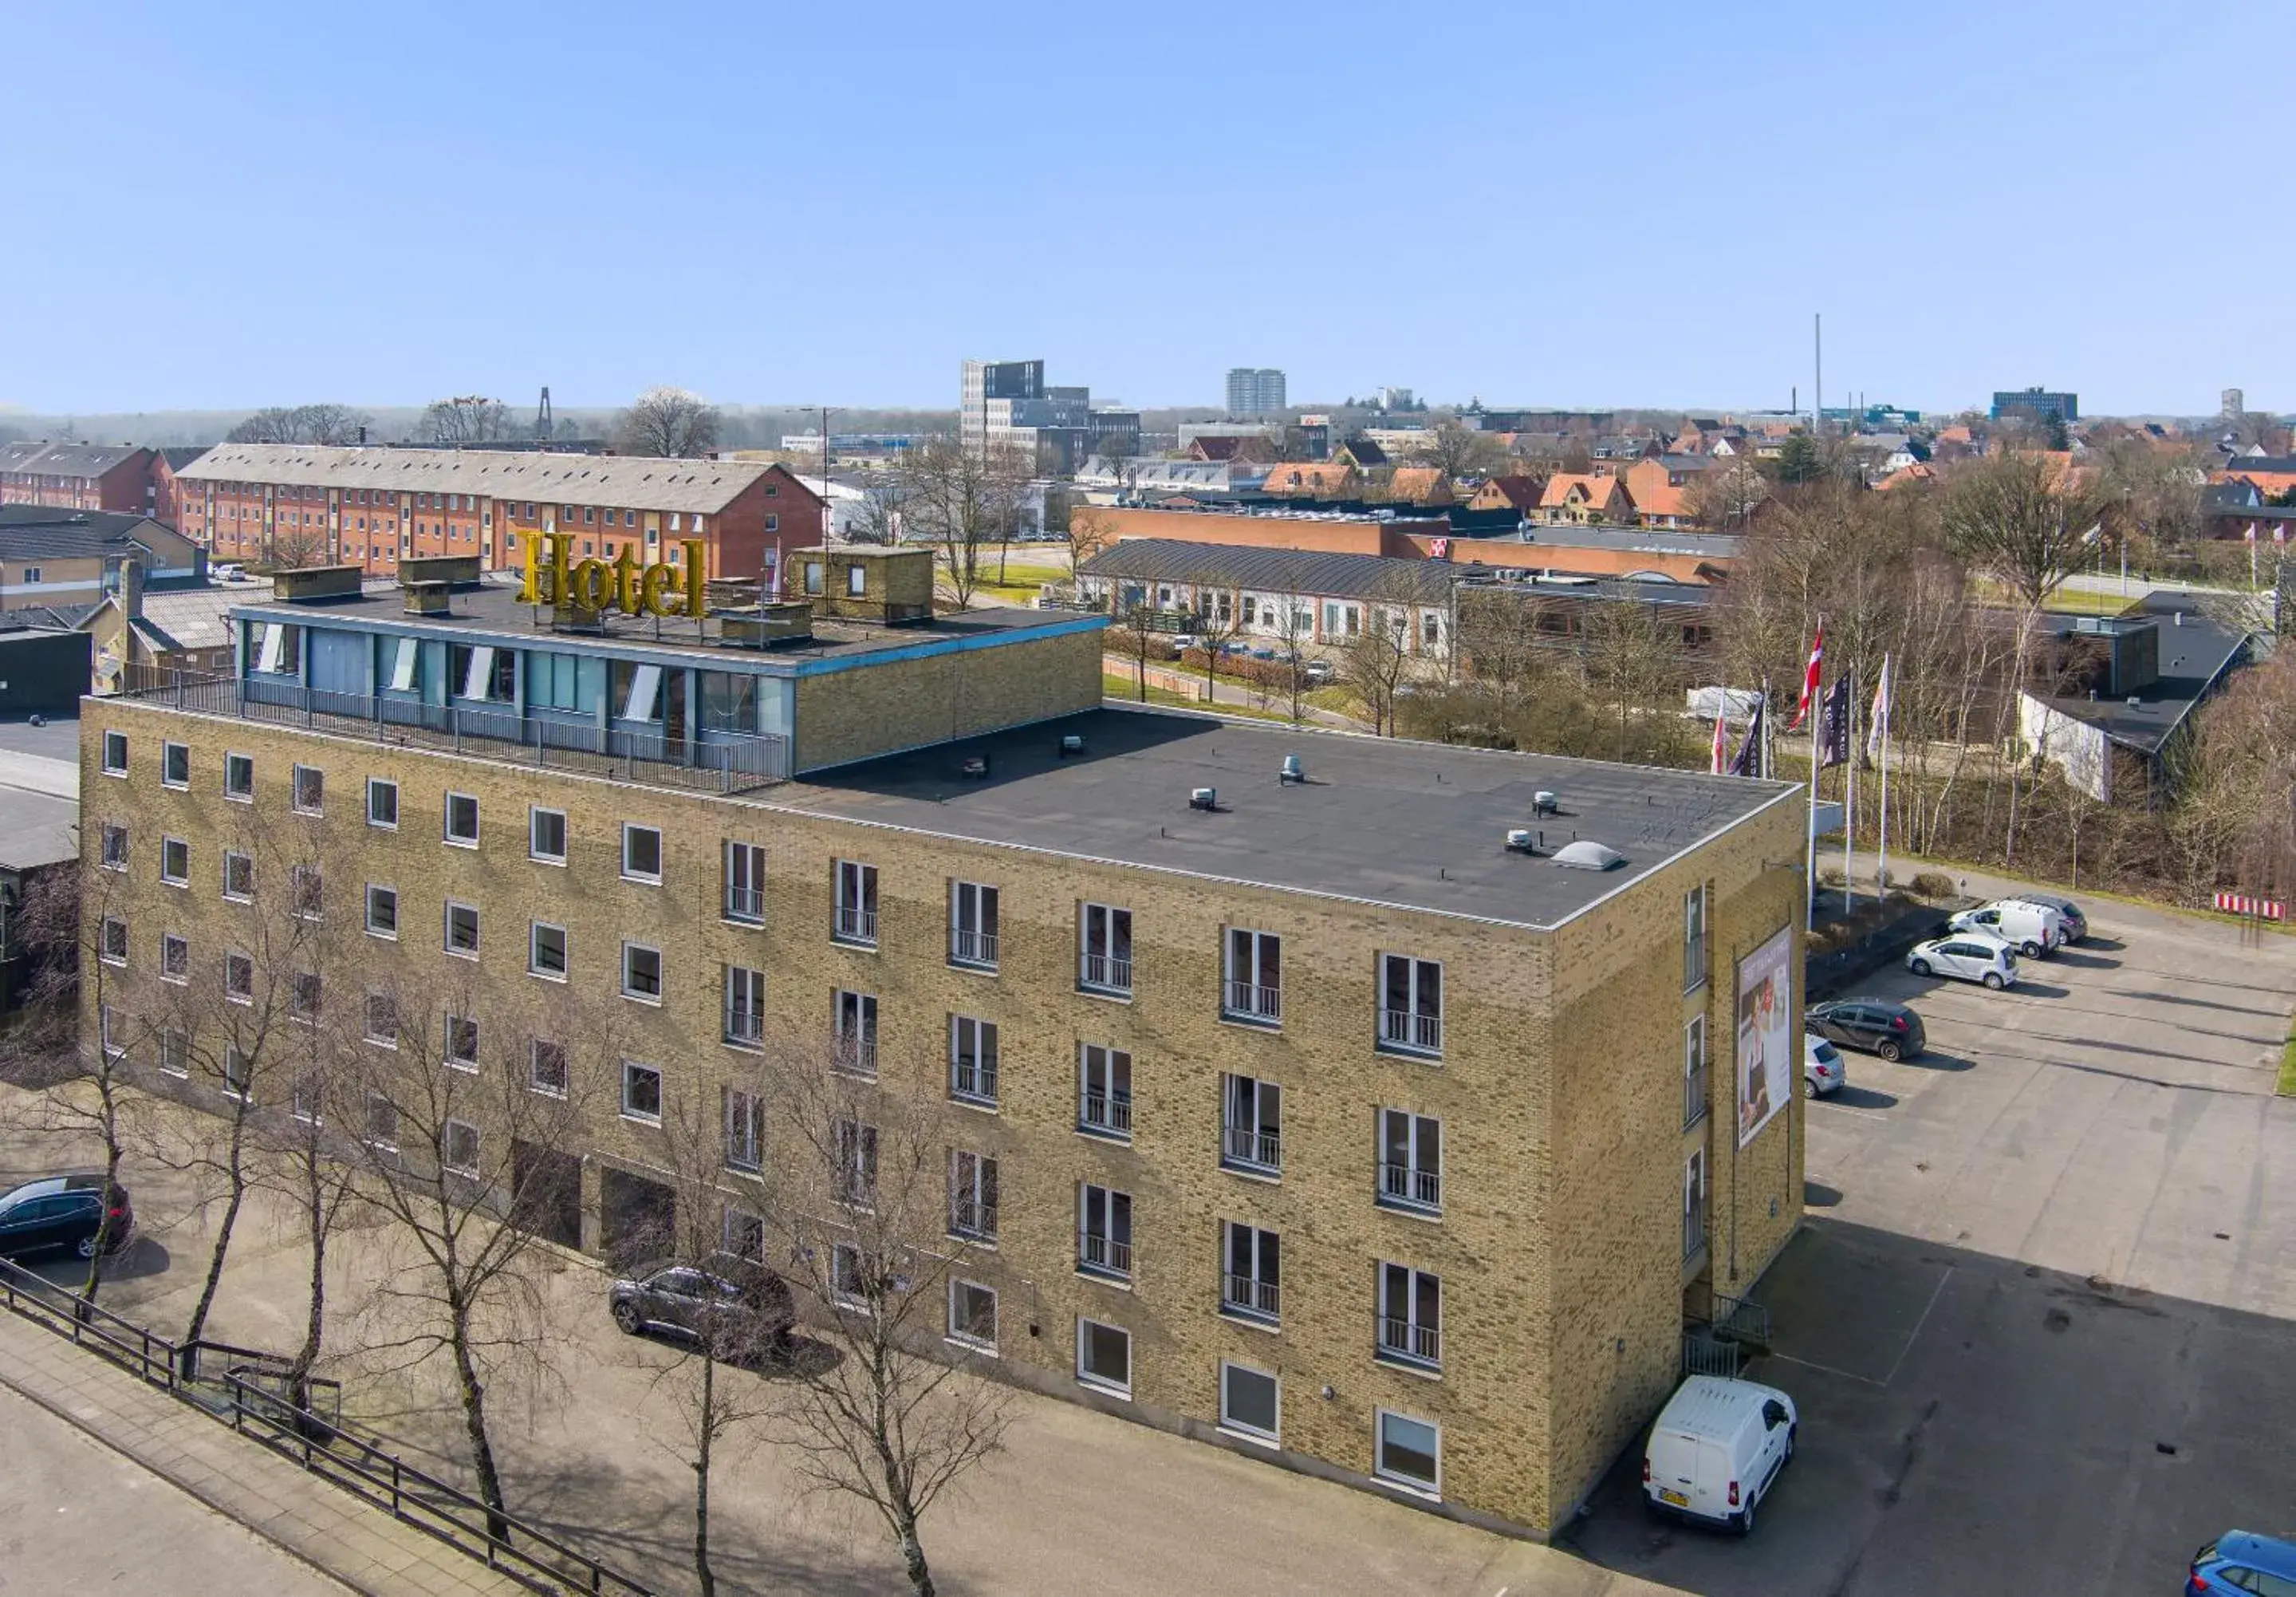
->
[1843,671,1858,913]
[1806,724,1820,931]
[1876,657,1892,899]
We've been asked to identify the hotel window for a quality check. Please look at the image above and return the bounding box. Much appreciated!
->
[529,806,567,863]
[1684,885,1709,992]
[847,564,867,597]
[529,1038,569,1097]
[161,741,191,788]
[949,1151,998,1241]
[158,1028,191,1078]
[622,823,663,882]
[948,1280,998,1352]
[524,920,566,980]
[160,933,190,984]
[949,881,998,970]
[443,1119,481,1177]
[224,752,254,801]
[100,823,128,871]
[622,942,663,1002]
[364,883,397,938]
[832,989,877,1077]
[1078,903,1132,995]
[1375,1412,1441,1497]
[1076,1318,1131,1398]
[622,1061,663,1123]
[722,1206,766,1264]
[292,763,324,814]
[365,777,398,829]
[1684,1015,1708,1130]
[612,660,664,723]
[724,965,765,1047]
[1684,1146,1708,1262]
[1378,1110,1442,1214]
[444,792,480,847]
[699,671,758,734]
[445,901,481,957]
[724,1087,764,1173]
[225,952,254,1004]
[1376,1263,1442,1370]
[444,1013,479,1071]
[1078,1044,1132,1139]
[289,972,323,1024]
[159,835,190,885]
[530,651,580,712]
[222,1045,253,1100]
[1223,929,1282,1024]
[451,645,514,703]
[218,848,251,901]
[1077,1183,1132,1281]
[948,1016,998,1107]
[833,1118,878,1207]
[1378,955,1443,1056]
[1220,1362,1280,1444]
[723,841,766,923]
[1221,1222,1282,1323]
[833,860,877,946]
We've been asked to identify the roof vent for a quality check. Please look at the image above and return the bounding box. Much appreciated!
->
[1551,839,1624,871]
[1279,753,1306,785]
[2126,696,2141,709]
[1189,786,1219,811]
[1533,790,1560,816]
[1059,734,1085,758]
[960,755,990,779]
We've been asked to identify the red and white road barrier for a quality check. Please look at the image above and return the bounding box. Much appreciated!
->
[2214,891,2285,920]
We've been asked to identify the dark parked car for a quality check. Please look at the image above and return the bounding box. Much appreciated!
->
[2013,891,2089,944]
[609,1264,795,1347]
[0,1176,135,1263]
[2188,1529,2296,1594]
[1806,1000,1927,1062]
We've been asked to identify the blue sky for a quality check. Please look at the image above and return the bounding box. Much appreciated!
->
[4,1,2289,417]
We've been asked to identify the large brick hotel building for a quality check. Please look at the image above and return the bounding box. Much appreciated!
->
[81,545,1806,1537]
[172,442,824,583]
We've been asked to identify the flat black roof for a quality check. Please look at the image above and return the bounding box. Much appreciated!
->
[2034,591,2254,755]
[774,706,1798,927]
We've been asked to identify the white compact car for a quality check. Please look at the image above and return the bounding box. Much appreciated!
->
[1945,900,2065,959]
[1802,1034,1845,1098]
[1907,933,2018,990]
[1644,1374,1798,1533]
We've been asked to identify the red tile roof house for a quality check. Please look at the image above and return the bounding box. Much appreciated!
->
[1622,456,1711,530]
[1535,472,1633,525]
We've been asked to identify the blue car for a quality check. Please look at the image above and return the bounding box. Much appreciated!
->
[2189,1530,2296,1594]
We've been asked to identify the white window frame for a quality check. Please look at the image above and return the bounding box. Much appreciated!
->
[159,932,191,984]
[528,1037,569,1098]
[366,777,398,830]
[833,859,878,946]
[724,840,766,925]
[948,1015,998,1107]
[832,988,877,1078]
[291,763,323,815]
[724,965,765,1048]
[621,1060,664,1124]
[1078,1043,1132,1140]
[1221,1220,1282,1323]
[622,941,663,1004]
[444,900,481,959]
[364,992,399,1047]
[100,822,128,872]
[101,730,128,775]
[1376,1262,1442,1370]
[1078,1182,1132,1282]
[222,848,254,902]
[289,864,322,921]
[160,834,190,887]
[224,951,254,1004]
[949,881,999,970]
[1078,902,1132,996]
[621,823,663,884]
[442,1118,481,1177]
[160,740,191,790]
[1220,1073,1282,1175]
[1684,884,1709,992]
[1379,1109,1443,1214]
[1377,952,1443,1057]
[157,1028,192,1079]
[99,915,128,966]
[529,806,567,864]
[723,1086,764,1173]
[364,883,398,939]
[1075,1316,1132,1398]
[1223,928,1282,1025]
[1373,1410,1442,1498]
[443,791,480,848]
[444,1013,480,1072]
[530,921,569,980]
[1219,1360,1281,1445]
[947,1279,998,1353]
[720,1205,766,1264]
[223,752,254,802]
[948,1149,998,1242]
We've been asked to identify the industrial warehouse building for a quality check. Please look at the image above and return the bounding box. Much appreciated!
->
[78,546,1806,1536]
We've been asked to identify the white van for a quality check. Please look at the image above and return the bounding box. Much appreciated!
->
[1945,899,2065,959]
[1643,1374,1798,1533]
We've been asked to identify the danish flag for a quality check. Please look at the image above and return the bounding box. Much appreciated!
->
[1787,618,1825,732]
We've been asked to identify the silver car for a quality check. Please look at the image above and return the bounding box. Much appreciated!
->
[1907,933,2018,991]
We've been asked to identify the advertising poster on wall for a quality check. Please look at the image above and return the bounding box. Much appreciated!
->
[1736,925,1794,1147]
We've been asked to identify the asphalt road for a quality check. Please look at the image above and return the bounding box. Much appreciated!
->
[1565,884,2296,1596]
[0,1379,351,1596]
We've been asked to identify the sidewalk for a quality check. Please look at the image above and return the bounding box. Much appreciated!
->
[0,1305,533,1597]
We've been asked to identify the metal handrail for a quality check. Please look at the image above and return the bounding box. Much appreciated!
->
[1379,1007,1442,1053]
[1078,1232,1132,1278]
[1223,980,1282,1023]
[1376,1315,1441,1366]
[1221,1273,1281,1319]
[1220,1124,1282,1172]
[1079,1090,1132,1136]
[1377,1161,1442,1210]
[950,1062,998,1105]
[834,905,878,944]
[1078,952,1132,995]
[950,929,998,968]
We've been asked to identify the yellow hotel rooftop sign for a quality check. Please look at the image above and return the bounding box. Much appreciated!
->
[517,532,709,617]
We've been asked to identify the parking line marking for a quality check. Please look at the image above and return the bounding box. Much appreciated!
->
[1767,1351,1884,1386]
[1881,1266,1953,1389]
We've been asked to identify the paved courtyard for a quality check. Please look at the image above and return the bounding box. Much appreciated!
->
[1565,882,2296,1595]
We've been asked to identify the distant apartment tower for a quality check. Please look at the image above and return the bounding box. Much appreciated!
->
[1990,388,2078,424]
[1225,368,1286,417]
[961,360,1045,455]
[960,358,1101,473]
[2223,388,2246,420]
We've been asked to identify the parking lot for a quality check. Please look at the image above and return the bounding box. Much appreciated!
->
[1565,881,2296,1595]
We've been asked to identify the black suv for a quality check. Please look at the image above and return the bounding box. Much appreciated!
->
[0,1176,136,1263]
[609,1264,795,1348]
[1805,1000,1927,1062]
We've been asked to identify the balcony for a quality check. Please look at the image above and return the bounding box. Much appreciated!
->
[1079,1091,1132,1140]
[831,1035,878,1079]
[951,1063,998,1108]
[948,1196,998,1243]
[1079,952,1132,996]
[123,667,788,795]
[1379,1007,1442,1056]
[951,929,998,969]
[1684,1062,1710,1130]
[724,1008,764,1048]
[1376,1316,1441,1370]
[723,885,765,925]
[1223,980,1282,1025]
[833,905,878,947]
[1221,1274,1281,1323]
[1377,1161,1441,1213]
[1078,1232,1132,1281]
[1220,1124,1281,1175]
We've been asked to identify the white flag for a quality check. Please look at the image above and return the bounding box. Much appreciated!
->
[1865,653,1892,763]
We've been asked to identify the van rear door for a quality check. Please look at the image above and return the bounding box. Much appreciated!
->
[1651,1427,1734,1519]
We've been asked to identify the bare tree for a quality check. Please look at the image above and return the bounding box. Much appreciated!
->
[1410,418,1508,483]
[1272,600,1316,724]
[616,386,724,459]
[1067,504,1122,569]
[227,404,372,447]
[1687,455,1769,531]
[266,519,332,570]
[1581,597,1696,767]
[1187,571,1246,706]
[903,440,1027,609]
[1107,603,1163,702]
[849,472,911,546]
[760,1052,1010,1597]
[419,396,514,446]
[1344,577,1435,735]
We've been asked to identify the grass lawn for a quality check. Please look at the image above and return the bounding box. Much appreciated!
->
[2281,1024,2296,1097]
[2039,589,2142,618]
[1099,673,1307,724]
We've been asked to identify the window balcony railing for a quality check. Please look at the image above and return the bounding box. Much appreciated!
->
[951,929,998,969]
[1223,980,1282,1024]
[832,1035,878,1079]
[1221,1125,1282,1173]
[1080,952,1132,996]
[1378,1161,1442,1213]
[1684,1063,1710,1130]
[1079,1092,1132,1138]
[725,1138,762,1174]
[1376,1315,1441,1369]
[1078,1232,1132,1280]
[724,885,765,925]
[1684,1203,1708,1263]
[833,1175,877,1209]
[948,1196,998,1242]
[1221,1274,1281,1322]
[951,1064,998,1106]
[833,905,878,946]
[1380,1007,1442,1055]
[724,1007,764,1047]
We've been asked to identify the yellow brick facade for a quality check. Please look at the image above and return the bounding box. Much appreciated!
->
[792,625,1105,772]
[79,700,1804,1537]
